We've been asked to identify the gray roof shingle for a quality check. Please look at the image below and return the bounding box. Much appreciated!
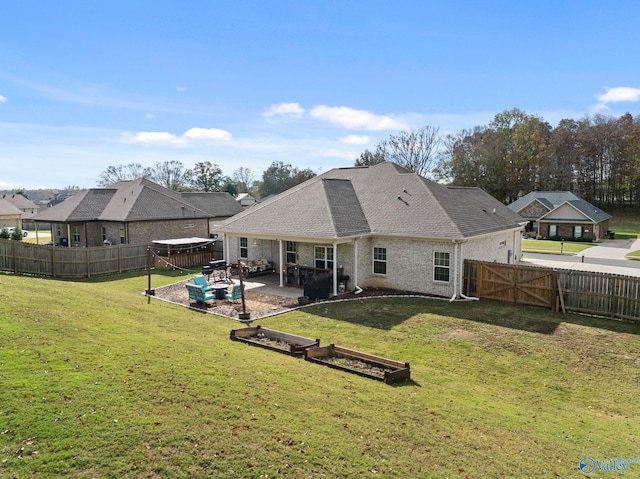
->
[219,162,523,240]
[508,191,611,222]
[33,178,240,222]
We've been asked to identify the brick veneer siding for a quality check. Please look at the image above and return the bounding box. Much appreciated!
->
[223,229,522,297]
[538,220,609,240]
[51,218,211,247]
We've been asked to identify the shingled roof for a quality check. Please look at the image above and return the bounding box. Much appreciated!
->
[508,191,611,223]
[33,178,241,222]
[218,162,524,240]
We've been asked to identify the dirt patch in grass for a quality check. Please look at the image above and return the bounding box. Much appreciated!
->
[433,328,479,340]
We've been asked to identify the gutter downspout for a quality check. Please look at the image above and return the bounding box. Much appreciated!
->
[450,239,459,302]
[457,240,478,301]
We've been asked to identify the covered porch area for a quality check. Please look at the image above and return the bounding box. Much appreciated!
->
[222,234,361,298]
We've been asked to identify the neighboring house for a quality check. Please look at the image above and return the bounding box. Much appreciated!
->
[0,198,23,230]
[217,162,526,298]
[507,191,611,240]
[2,194,39,230]
[236,193,257,208]
[32,178,243,247]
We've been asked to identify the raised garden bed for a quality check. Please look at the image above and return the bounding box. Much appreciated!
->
[304,344,410,384]
[230,326,319,356]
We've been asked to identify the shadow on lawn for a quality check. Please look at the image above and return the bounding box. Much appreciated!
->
[309,295,640,336]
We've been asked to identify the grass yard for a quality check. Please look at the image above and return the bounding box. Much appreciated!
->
[522,239,593,254]
[1,271,639,478]
[21,231,51,245]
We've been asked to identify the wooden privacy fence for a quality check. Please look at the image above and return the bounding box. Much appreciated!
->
[0,240,149,278]
[464,260,640,322]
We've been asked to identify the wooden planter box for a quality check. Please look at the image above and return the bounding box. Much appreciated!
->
[230,326,319,356]
[304,344,410,384]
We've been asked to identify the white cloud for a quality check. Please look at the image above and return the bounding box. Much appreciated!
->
[310,105,408,131]
[183,127,232,141]
[123,131,183,145]
[262,102,305,119]
[591,86,640,113]
[341,134,369,145]
[145,113,155,119]
[176,86,188,92]
[597,86,640,104]
[0,95,7,103]
[122,127,232,146]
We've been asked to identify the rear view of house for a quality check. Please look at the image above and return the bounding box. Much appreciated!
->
[217,162,526,298]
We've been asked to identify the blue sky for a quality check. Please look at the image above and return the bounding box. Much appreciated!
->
[2,1,640,189]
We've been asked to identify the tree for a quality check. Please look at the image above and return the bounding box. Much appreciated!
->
[148,160,192,191]
[232,167,256,193]
[384,125,440,177]
[355,145,386,167]
[256,161,316,198]
[221,178,239,197]
[97,163,151,186]
[189,161,224,192]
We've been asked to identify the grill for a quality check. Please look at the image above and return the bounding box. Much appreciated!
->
[202,260,227,281]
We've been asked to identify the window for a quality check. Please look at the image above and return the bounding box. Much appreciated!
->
[574,226,583,238]
[240,237,248,259]
[373,247,387,274]
[286,241,297,264]
[119,227,126,244]
[72,226,80,243]
[102,227,107,243]
[434,252,450,282]
[314,245,334,270]
[549,225,557,237]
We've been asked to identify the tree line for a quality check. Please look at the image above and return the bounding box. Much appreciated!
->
[97,160,316,199]
[90,108,640,209]
[436,108,640,209]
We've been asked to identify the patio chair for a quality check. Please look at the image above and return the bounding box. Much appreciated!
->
[185,283,216,306]
[193,275,213,291]
[225,284,243,303]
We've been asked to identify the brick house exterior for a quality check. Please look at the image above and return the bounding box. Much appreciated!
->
[33,178,243,247]
[218,163,526,298]
[508,192,611,241]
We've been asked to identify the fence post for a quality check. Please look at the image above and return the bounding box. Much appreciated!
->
[12,241,17,273]
[551,270,559,311]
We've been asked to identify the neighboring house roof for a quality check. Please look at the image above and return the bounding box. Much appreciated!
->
[33,178,241,223]
[0,198,23,217]
[508,191,611,223]
[218,162,524,241]
[2,194,38,210]
[181,192,243,217]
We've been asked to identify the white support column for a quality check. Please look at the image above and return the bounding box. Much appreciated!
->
[333,242,338,295]
[353,238,361,293]
[278,239,284,287]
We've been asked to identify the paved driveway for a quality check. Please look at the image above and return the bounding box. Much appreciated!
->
[520,238,640,276]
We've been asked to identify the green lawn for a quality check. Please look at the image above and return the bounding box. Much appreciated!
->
[522,239,593,254]
[1,271,639,478]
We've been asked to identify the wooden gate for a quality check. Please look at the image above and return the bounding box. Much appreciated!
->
[465,261,555,308]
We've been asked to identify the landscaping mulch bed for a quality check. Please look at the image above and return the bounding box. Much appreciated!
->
[314,355,387,380]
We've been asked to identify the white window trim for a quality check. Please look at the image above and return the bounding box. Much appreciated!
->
[373,247,387,275]
[433,251,451,283]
